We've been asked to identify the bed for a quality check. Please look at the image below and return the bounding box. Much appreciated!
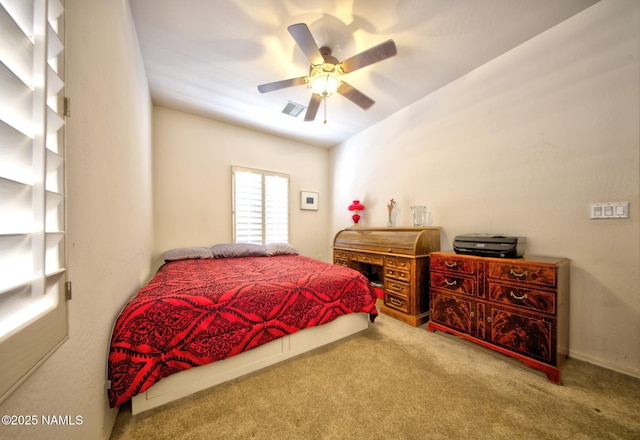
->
[107,243,378,414]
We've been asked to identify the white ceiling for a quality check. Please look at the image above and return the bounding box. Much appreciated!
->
[129,0,599,148]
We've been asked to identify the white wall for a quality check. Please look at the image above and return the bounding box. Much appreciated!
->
[330,0,640,377]
[0,1,153,440]
[153,106,331,263]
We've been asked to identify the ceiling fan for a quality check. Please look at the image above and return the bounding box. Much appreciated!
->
[258,23,397,123]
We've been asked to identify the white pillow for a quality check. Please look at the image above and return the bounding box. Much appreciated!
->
[210,243,269,258]
[265,242,299,256]
[162,247,213,262]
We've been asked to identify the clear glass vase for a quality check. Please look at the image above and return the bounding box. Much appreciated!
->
[410,206,427,226]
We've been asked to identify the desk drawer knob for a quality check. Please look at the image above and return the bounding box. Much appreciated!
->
[445,261,457,268]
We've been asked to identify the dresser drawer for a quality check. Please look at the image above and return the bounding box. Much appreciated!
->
[486,261,556,287]
[350,252,384,266]
[430,272,476,296]
[385,278,410,296]
[386,256,411,270]
[385,292,410,313]
[430,290,474,334]
[430,254,476,275]
[486,306,555,363]
[487,282,556,314]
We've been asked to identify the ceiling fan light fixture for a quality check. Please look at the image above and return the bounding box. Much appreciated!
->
[308,71,341,97]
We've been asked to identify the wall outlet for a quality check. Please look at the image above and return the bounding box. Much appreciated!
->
[590,202,629,219]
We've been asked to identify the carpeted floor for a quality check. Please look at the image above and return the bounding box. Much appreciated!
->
[110,312,640,440]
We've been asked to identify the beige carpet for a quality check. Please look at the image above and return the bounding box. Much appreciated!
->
[110,313,640,440]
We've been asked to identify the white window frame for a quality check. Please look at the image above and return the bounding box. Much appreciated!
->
[0,0,67,403]
[231,166,289,245]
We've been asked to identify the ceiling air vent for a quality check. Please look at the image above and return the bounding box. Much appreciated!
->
[281,101,305,117]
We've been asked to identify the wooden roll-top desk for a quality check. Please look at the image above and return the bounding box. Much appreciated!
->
[333,227,441,326]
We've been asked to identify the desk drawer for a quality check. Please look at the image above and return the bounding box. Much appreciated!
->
[351,252,384,266]
[333,250,349,261]
[385,292,410,313]
[386,256,411,270]
[385,267,410,282]
[385,278,410,296]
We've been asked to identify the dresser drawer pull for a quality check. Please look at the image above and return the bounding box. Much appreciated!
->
[486,317,492,323]
[510,268,528,278]
[445,279,457,286]
[510,291,528,301]
[391,283,401,290]
[361,256,369,261]
[445,261,457,268]
[389,298,404,307]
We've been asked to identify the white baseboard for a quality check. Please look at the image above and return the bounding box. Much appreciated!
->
[568,349,640,379]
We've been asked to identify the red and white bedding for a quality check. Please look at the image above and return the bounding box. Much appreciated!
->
[107,254,377,407]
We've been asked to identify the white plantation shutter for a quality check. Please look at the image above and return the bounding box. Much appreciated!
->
[265,174,288,244]
[233,169,263,244]
[0,0,67,402]
[232,166,289,245]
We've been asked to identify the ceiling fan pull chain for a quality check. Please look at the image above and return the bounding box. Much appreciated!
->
[323,96,328,124]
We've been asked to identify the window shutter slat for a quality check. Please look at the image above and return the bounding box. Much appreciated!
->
[0,121,32,183]
[0,0,35,38]
[0,5,33,85]
[0,177,32,234]
[0,63,34,136]
[0,235,32,293]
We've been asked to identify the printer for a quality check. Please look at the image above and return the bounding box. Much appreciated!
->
[453,234,526,258]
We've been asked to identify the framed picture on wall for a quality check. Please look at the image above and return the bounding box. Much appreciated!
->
[300,191,319,211]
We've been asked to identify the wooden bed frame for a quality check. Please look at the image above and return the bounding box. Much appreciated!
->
[130,312,371,415]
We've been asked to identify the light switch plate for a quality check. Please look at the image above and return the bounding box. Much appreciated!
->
[590,202,629,219]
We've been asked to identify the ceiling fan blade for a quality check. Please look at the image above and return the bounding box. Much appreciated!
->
[337,82,375,110]
[288,23,324,66]
[304,93,322,121]
[257,77,307,93]
[339,39,397,74]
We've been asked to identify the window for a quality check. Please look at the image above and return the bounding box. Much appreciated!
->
[232,166,289,245]
[0,0,67,402]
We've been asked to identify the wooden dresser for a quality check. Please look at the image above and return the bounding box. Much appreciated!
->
[428,251,570,383]
[333,227,441,326]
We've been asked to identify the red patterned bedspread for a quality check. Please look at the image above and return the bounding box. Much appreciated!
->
[107,255,377,407]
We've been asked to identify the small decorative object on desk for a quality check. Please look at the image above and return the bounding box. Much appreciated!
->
[387,198,396,227]
[348,200,365,227]
[411,205,426,226]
